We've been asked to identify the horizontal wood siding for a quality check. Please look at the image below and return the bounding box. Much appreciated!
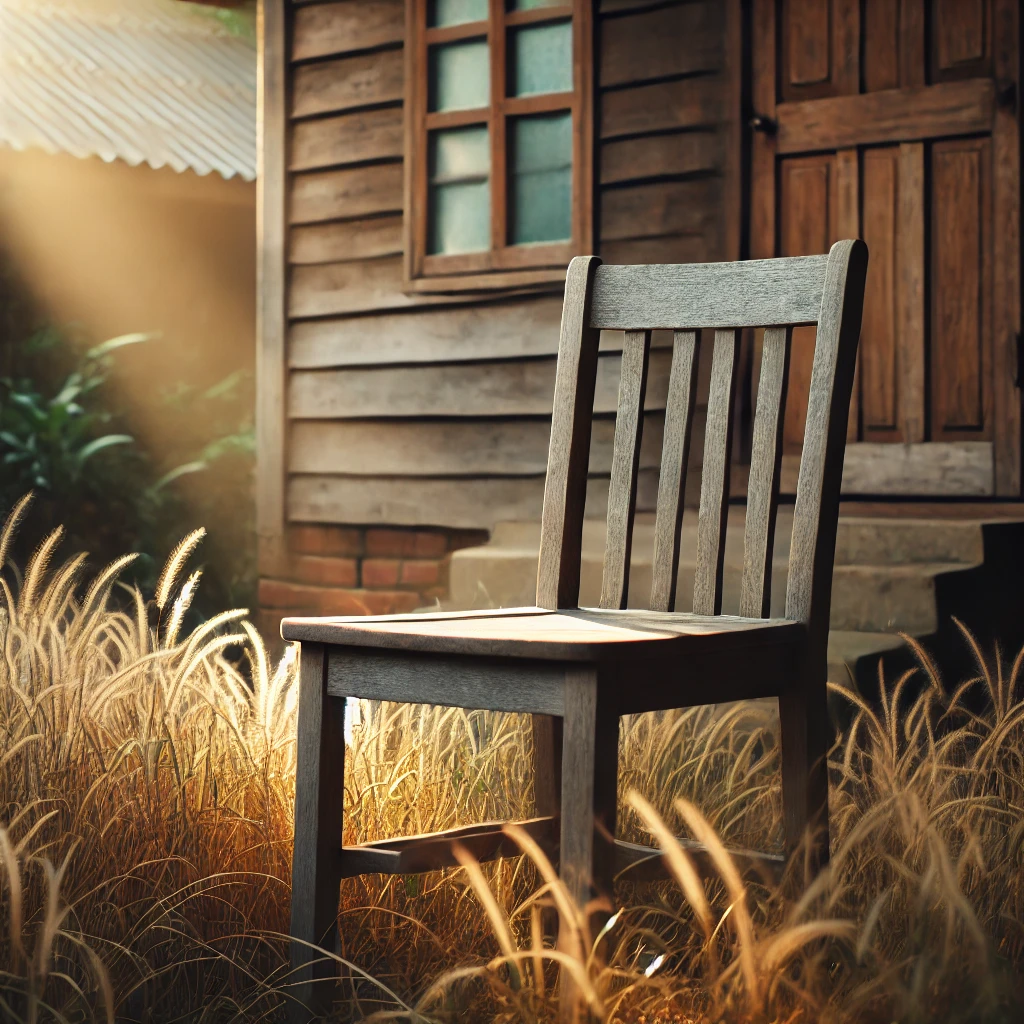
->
[280,0,736,537]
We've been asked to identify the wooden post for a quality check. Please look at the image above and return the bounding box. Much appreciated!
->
[558,667,617,1023]
[257,0,290,578]
[290,644,345,1023]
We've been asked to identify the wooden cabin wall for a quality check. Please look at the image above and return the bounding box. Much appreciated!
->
[258,0,740,625]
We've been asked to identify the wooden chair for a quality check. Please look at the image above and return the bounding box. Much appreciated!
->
[283,239,868,1022]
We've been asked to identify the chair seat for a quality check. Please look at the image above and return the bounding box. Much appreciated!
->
[281,605,806,663]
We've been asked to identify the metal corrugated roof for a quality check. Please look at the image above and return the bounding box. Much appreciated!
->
[0,0,256,180]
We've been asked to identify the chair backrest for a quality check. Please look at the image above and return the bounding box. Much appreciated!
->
[536,239,869,644]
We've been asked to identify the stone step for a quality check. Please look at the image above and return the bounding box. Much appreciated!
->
[450,513,977,633]
[486,511,986,567]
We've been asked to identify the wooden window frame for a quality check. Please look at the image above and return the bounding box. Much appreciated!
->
[403,0,593,293]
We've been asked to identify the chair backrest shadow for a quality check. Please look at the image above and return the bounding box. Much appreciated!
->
[536,240,869,656]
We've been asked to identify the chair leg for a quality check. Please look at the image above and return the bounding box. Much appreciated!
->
[290,643,346,1024]
[531,714,563,817]
[778,657,831,872]
[558,667,618,1024]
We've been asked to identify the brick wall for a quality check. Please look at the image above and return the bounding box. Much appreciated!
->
[257,524,488,642]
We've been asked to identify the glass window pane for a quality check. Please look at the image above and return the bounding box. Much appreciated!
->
[429,126,491,255]
[429,39,490,112]
[508,112,572,245]
[508,21,572,96]
[507,0,564,9]
[429,0,487,27]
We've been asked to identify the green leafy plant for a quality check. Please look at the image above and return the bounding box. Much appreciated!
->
[0,333,149,496]
[0,325,256,619]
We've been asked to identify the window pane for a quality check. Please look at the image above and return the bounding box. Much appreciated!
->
[430,0,487,27]
[429,126,491,255]
[508,21,572,96]
[429,39,490,112]
[507,0,564,9]
[509,113,572,245]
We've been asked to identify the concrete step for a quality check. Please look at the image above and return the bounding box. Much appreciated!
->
[449,514,979,633]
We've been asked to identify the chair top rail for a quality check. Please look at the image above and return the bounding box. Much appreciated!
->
[589,255,829,331]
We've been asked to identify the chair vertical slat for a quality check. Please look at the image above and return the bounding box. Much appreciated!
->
[786,239,869,632]
[649,331,701,612]
[600,330,652,609]
[740,327,792,618]
[537,256,603,610]
[693,329,740,616]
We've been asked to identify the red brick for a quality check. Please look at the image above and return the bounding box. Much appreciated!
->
[258,579,373,615]
[365,528,417,558]
[400,559,442,586]
[448,529,490,552]
[289,524,363,557]
[412,532,448,558]
[293,555,358,588]
[361,590,422,615]
[362,558,401,588]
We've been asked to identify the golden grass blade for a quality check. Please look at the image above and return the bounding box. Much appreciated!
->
[674,797,759,999]
[628,791,712,939]
[452,842,521,988]
[760,919,856,975]
[164,570,202,647]
[0,492,33,572]
[154,528,206,611]
[18,526,64,614]
[0,828,24,962]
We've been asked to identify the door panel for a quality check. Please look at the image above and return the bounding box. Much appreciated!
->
[931,136,992,438]
[780,0,859,101]
[750,0,1019,495]
[779,154,836,450]
[932,0,991,81]
[860,147,900,438]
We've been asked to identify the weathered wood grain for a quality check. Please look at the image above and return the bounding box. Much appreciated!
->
[287,351,672,419]
[537,258,604,610]
[785,239,868,630]
[589,257,828,329]
[289,256,488,317]
[291,164,403,225]
[650,331,700,612]
[600,3,721,87]
[288,415,665,476]
[287,471,660,530]
[289,644,344,1023]
[289,307,672,368]
[293,0,404,62]
[992,0,1021,494]
[257,0,288,577]
[601,179,717,241]
[289,299,564,365]
[600,331,652,609]
[601,131,722,185]
[898,142,926,443]
[600,235,710,266]
[692,330,739,616]
[292,49,404,118]
[290,107,403,171]
[600,75,721,139]
[327,649,566,715]
[289,215,404,265]
[740,327,790,618]
[777,78,996,153]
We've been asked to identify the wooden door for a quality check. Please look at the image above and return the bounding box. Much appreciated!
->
[750,0,1021,496]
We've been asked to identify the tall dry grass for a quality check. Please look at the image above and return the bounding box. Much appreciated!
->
[0,497,1020,1022]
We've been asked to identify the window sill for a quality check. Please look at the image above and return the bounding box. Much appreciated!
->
[404,265,569,294]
